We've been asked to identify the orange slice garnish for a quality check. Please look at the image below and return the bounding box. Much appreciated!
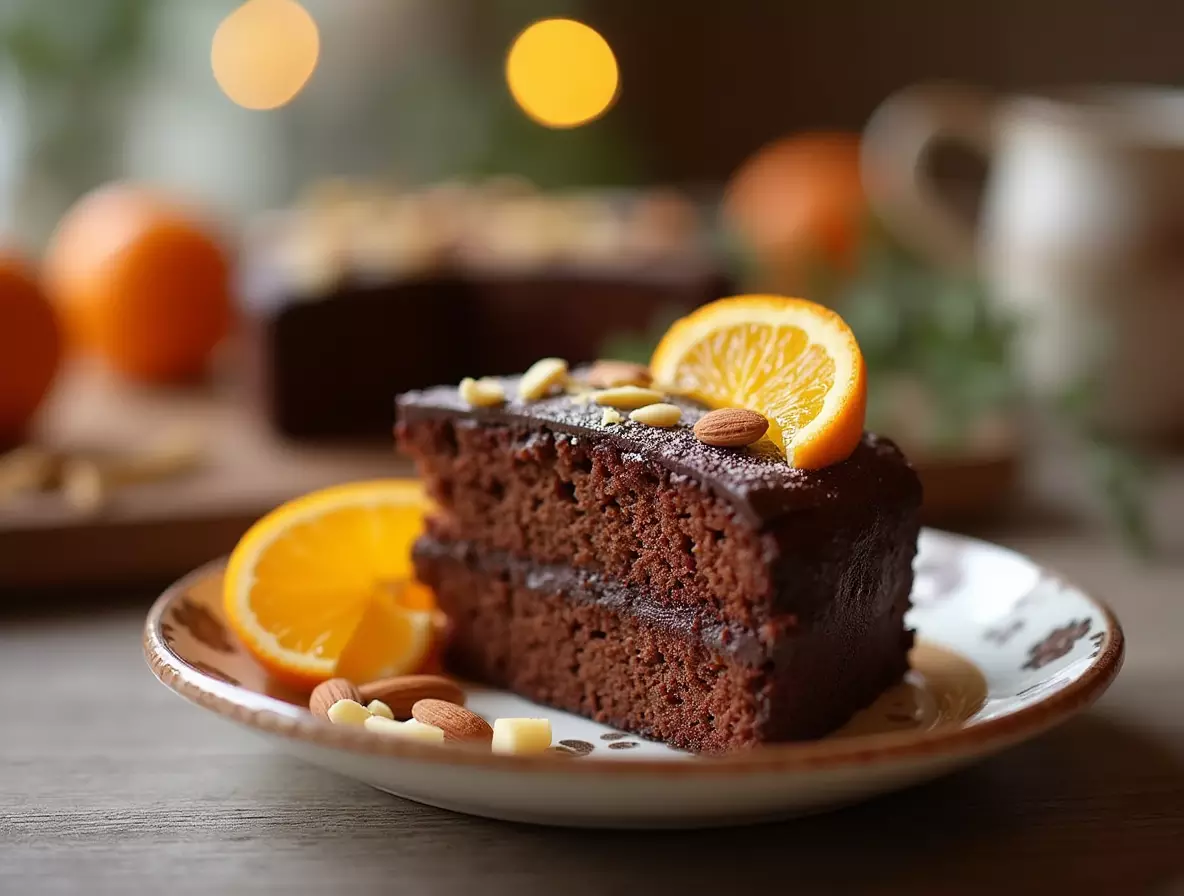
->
[223,480,434,689]
[650,295,866,468]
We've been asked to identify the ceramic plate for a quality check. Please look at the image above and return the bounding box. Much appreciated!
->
[143,528,1123,828]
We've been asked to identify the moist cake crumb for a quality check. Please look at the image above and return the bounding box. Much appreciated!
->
[397,372,921,751]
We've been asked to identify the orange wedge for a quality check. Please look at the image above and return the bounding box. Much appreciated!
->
[650,295,866,468]
[223,480,434,690]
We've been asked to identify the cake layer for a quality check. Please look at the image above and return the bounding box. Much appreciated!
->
[397,383,920,628]
[398,378,918,525]
[414,537,914,752]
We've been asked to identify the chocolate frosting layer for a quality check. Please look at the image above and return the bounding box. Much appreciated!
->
[413,535,774,668]
[397,375,916,527]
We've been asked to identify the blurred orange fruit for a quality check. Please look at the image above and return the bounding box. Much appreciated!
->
[651,295,866,469]
[0,252,62,447]
[723,132,865,287]
[44,184,233,384]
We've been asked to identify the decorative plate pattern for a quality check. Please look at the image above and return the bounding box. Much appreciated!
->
[144,528,1123,827]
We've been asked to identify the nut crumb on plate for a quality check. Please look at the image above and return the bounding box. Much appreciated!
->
[364,715,446,742]
[366,699,395,720]
[326,698,372,726]
[491,717,553,755]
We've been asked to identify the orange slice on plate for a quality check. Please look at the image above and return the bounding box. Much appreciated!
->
[223,479,434,689]
[650,294,866,468]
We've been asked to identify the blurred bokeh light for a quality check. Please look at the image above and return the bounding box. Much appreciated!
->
[211,0,320,110]
[505,18,619,129]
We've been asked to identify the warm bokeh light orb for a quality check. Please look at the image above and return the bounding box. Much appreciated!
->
[505,18,619,129]
[212,0,320,110]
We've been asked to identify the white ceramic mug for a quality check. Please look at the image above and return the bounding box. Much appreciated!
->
[862,84,1184,439]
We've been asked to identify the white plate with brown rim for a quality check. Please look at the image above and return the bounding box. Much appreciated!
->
[143,528,1123,829]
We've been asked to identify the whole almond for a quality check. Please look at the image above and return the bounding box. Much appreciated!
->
[693,408,769,447]
[585,360,653,390]
[309,678,363,719]
[412,698,494,743]
[357,674,465,720]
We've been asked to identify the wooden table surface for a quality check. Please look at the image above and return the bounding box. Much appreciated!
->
[1,363,403,590]
[3,469,1184,894]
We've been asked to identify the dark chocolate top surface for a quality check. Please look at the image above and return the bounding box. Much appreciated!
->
[397,374,918,527]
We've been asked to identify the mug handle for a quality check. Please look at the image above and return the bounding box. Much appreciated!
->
[860,83,998,268]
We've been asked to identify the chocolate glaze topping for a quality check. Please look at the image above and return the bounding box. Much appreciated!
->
[397,374,915,527]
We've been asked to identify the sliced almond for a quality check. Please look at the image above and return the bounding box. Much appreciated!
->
[357,674,465,720]
[459,376,506,407]
[591,385,665,410]
[693,408,770,447]
[585,359,653,390]
[310,678,363,719]
[518,357,569,401]
[411,698,494,743]
[629,403,682,428]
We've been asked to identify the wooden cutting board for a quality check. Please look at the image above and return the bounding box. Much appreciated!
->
[0,362,408,590]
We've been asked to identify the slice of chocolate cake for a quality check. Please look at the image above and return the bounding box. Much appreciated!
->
[396,375,921,753]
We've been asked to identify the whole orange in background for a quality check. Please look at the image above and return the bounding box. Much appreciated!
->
[0,253,62,447]
[44,184,233,384]
[723,132,866,289]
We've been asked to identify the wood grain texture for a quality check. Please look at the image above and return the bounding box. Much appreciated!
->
[3,485,1184,892]
[0,362,410,590]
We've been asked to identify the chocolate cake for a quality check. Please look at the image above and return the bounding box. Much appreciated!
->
[397,374,921,753]
[241,181,730,440]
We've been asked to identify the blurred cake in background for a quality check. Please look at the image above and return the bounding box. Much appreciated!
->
[240,178,731,440]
